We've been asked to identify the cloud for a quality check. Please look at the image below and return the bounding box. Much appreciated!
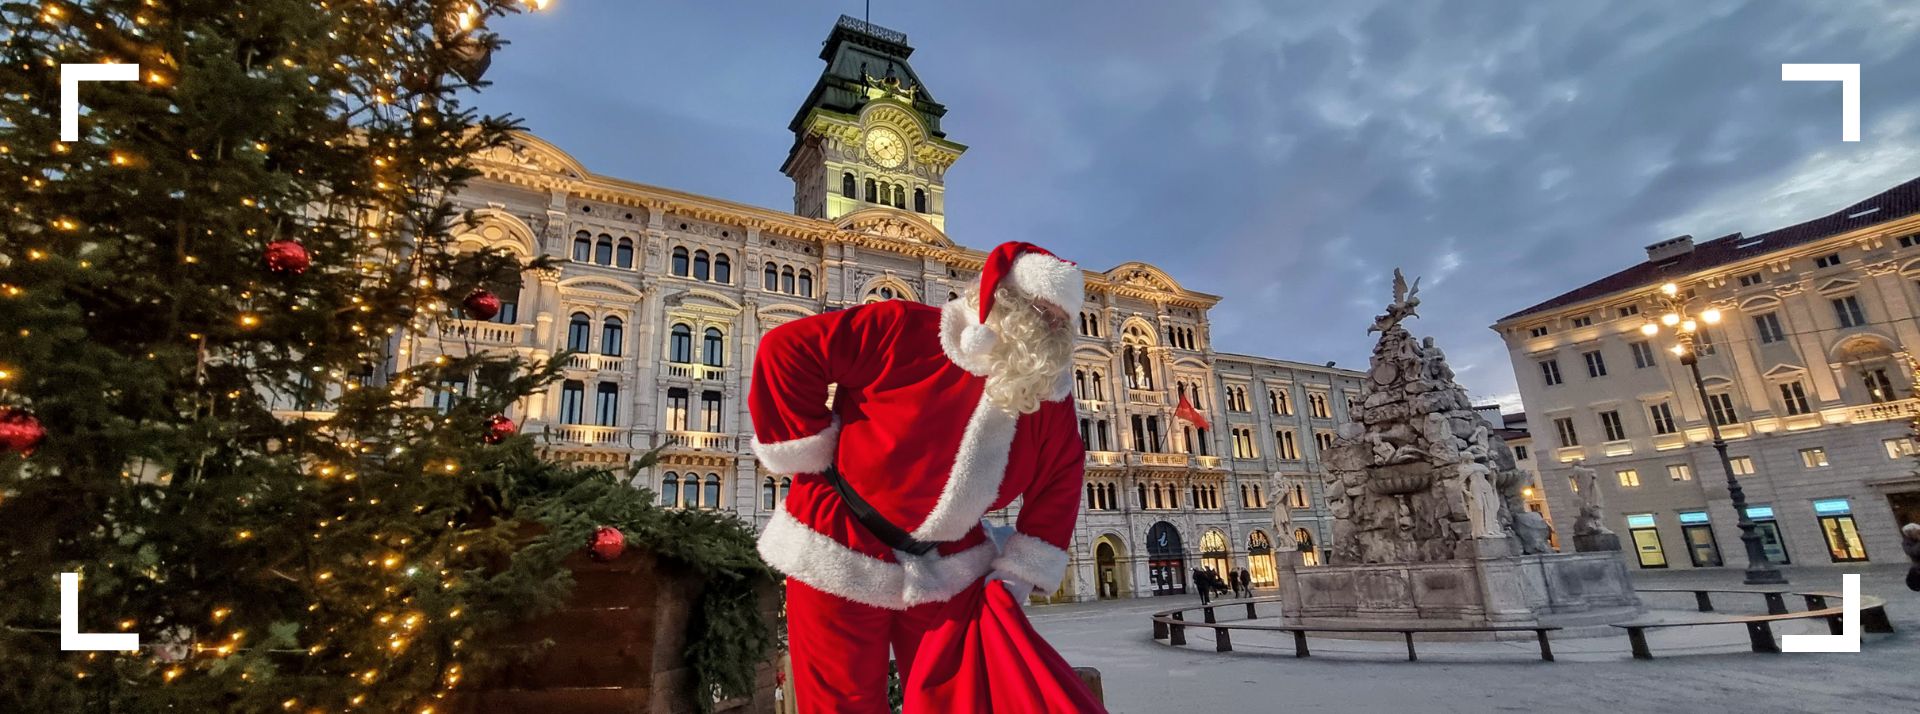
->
[475,1,1920,411]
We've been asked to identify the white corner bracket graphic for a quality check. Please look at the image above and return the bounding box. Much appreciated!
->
[59,63,140,141]
[1780,573,1861,654]
[1781,63,1860,142]
[60,572,139,652]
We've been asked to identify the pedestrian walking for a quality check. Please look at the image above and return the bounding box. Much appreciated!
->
[1237,568,1252,597]
[1903,522,1920,592]
[1192,567,1210,603]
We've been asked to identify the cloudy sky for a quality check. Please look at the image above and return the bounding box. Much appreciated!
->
[475,0,1920,411]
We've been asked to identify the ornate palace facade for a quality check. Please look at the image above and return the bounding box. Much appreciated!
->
[1494,178,1920,571]
[413,16,1363,601]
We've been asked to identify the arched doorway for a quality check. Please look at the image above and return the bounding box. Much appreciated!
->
[1145,521,1186,596]
[1296,527,1320,566]
[1094,536,1131,600]
[1200,529,1231,580]
[1247,530,1276,588]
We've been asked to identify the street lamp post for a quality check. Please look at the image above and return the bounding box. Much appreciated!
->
[1644,282,1787,585]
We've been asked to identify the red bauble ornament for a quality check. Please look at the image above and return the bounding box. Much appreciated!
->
[482,414,517,445]
[461,289,500,321]
[263,240,311,275]
[588,526,626,562]
[0,408,46,456]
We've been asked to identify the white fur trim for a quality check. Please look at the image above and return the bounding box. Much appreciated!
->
[960,323,999,355]
[750,418,840,475]
[908,390,1019,542]
[990,532,1070,589]
[757,508,995,610]
[939,300,994,376]
[1008,253,1084,316]
[1051,368,1074,401]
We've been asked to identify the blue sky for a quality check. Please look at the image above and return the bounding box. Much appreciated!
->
[476,1,1920,411]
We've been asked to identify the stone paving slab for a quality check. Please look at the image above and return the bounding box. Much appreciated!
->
[1028,563,1918,714]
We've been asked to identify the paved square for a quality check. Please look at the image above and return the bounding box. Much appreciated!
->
[1029,564,1919,714]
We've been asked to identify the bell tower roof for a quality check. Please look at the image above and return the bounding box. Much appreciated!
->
[785,15,950,141]
[781,15,964,230]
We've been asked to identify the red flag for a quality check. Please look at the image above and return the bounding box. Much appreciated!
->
[1175,393,1210,430]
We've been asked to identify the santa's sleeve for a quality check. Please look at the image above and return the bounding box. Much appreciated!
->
[991,408,1086,588]
[748,303,899,475]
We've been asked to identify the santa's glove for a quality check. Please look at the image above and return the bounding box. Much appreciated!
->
[988,569,1039,600]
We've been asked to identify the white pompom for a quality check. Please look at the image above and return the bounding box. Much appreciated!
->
[960,323,999,354]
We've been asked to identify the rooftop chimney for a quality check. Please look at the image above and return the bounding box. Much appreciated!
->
[1645,234,1694,263]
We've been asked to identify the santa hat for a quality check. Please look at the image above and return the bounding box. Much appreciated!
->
[959,242,1085,355]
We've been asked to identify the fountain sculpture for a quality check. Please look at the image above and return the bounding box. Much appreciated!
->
[1278,271,1642,628]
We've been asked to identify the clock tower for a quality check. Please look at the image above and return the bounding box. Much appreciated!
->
[781,15,966,231]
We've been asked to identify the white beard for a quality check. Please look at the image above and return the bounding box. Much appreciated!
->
[977,290,1074,415]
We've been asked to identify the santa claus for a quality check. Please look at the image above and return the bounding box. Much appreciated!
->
[750,241,1090,713]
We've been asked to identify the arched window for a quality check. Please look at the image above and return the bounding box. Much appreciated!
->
[703,328,724,367]
[779,477,792,503]
[566,312,591,352]
[1075,370,1087,399]
[1295,528,1315,552]
[913,188,926,213]
[672,247,690,276]
[781,266,795,294]
[1091,372,1104,400]
[761,478,777,509]
[661,472,679,507]
[764,262,779,291]
[600,317,623,356]
[669,323,693,363]
[1136,483,1148,509]
[797,269,813,297]
[704,474,721,509]
[865,178,877,203]
[692,250,710,281]
[682,475,700,509]
[892,184,905,208]
[842,172,857,198]
[615,237,634,268]
[572,231,592,262]
[1103,483,1116,509]
[594,234,613,265]
[714,253,731,284]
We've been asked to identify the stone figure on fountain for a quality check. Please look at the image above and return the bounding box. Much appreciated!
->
[1569,461,1622,552]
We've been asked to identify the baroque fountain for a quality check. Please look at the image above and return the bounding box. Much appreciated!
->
[1276,271,1642,628]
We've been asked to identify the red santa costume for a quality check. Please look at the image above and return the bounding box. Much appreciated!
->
[750,242,1094,713]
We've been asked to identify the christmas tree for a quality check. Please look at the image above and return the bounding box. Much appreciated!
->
[0,1,770,711]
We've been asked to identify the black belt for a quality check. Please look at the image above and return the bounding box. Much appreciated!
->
[823,465,939,557]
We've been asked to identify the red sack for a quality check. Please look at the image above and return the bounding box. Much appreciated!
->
[904,580,1108,714]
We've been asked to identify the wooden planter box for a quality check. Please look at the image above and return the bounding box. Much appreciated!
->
[453,548,779,714]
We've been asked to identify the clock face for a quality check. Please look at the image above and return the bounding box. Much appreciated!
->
[865,128,906,168]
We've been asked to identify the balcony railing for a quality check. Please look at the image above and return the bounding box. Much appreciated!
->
[439,319,527,347]
[1195,455,1224,470]
[1134,453,1189,468]
[1847,397,1920,424]
[1085,451,1125,467]
[564,353,630,373]
[664,363,733,381]
[660,430,737,452]
[1128,391,1165,406]
[549,424,631,447]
